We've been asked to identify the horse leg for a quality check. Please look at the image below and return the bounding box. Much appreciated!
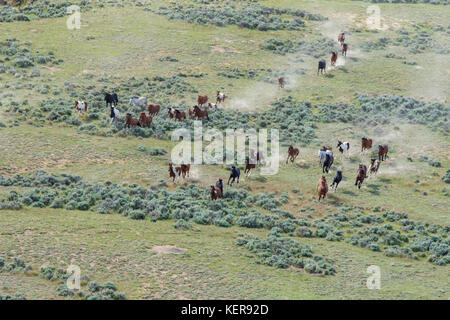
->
[227,176,232,186]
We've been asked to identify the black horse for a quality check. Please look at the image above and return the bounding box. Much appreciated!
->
[318,60,326,75]
[330,170,342,191]
[227,166,240,186]
[216,178,223,195]
[105,93,118,107]
[322,152,334,173]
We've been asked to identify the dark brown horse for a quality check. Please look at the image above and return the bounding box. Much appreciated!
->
[125,113,139,128]
[148,103,160,116]
[331,51,338,66]
[180,163,190,178]
[378,145,388,161]
[139,112,152,128]
[361,137,372,152]
[341,43,348,57]
[197,95,208,106]
[318,176,328,201]
[174,109,186,121]
[210,185,222,200]
[286,145,299,164]
[355,164,367,189]
[278,77,285,88]
[244,158,256,177]
[193,105,209,120]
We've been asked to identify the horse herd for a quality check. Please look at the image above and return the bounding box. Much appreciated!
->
[318,32,349,75]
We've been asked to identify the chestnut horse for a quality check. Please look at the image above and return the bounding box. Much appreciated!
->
[378,145,389,161]
[139,112,152,128]
[331,51,338,66]
[369,159,380,176]
[174,109,186,121]
[244,158,256,177]
[193,105,209,120]
[180,163,190,178]
[188,107,194,119]
[361,137,372,152]
[318,176,328,201]
[148,103,160,116]
[355,164,367,189]
[197,95,208,106]
[278,77,285,88]
[286,145,299,164]
[125,113,139,128]
[216,91,225,104]
[338,32,345,44]
[341,43,348,57]
[210,185,222,200]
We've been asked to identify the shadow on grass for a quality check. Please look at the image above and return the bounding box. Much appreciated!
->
[366,183,380,195]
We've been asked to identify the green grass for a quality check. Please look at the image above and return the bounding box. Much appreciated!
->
[0,0,449,299]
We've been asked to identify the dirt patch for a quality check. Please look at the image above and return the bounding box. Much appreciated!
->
[151,245,187,254]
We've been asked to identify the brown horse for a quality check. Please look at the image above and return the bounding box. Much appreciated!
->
[361,137,373,152]
[369,159,380,176]
[216,91,225,104]
[174,109,186,121]
[341,43,348,57]
[168,163,181,183]
[125,113,139,128]
[318,176,328,201]
[148,103,160,116]
[244,158,256,177]
[74,100,88,114]
[338,32,345,44]
[331,51,338,66]
[188,107,194,119]
[286,145,299,164]
[180,163,190,178]
[139,112,152,128]
[197,95,208,106]
[210,185,222,200]
[193,105,209,120]
[278,77,285,88]
[378,144,388,161]
[355,164,367,189]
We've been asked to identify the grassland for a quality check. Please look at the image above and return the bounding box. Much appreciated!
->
[0,0,449,299]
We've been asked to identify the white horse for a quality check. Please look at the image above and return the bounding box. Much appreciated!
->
[337,140,350,156]
[109,107,120,125]
[208,102,217,111]
[129,96,147,108]
[318,147,332,167]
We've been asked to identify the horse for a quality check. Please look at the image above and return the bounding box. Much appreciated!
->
[139,112,152,128]
[188,107,194,119]
[193,105,209,120]
[322,151,334,174]
[169,163,181,183]
[208,102,217,111]
[109,106,120,125]
[318,176,328,201]
[338,32,345,44]
[216,91,225,104]
[197,95,208,106]
[227,165,240,186]
[104,93,118,108]
[361,137,373,152]
[148,103,160,116]
[129,96,147,108]
[180,163,190,178]
[318,60,326,75]
[318,146,331,167]
[125,113,140,128]
[286,145,299,164]
[330,170,342,191]
[244,158,256,177]
[216,178,223,195]
[341,43,348,57]
[369,159,380,176]
[174,109,186,121]
[168,107,175,119]
[331,51,338,66]
[74,100,88,114]
[278,77,285,88]
[210,185,222,200]
[378,145,389,161]
[337,140,350,154]
[355,164,367,189]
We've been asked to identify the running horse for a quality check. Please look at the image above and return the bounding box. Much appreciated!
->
[338,32,345,44]
[210,185,222,200]
[74,100,88,114]
[355,164,368,189]
[361,137,372,152]
[193,105,209,120]
[331,51,338,66]
[317,176,328,201]
[378,145,389,161]
[286,145,299,164]
[341,43,348,57]
[278,77,285,88]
